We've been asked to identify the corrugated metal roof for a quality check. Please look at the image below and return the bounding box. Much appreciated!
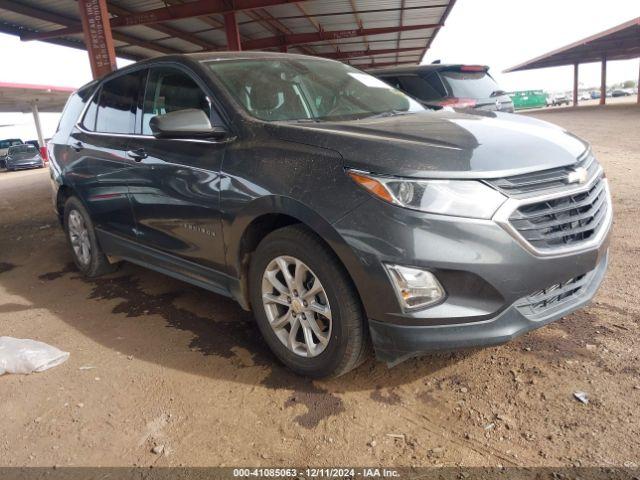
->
[0,0,457,68]
[505,17,640,72]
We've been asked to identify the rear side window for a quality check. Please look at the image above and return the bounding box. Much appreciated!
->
[58,92,86,135]
[81,88,99,131]
[439,71,500,99]
[142,67,211,135]
[94,71,144,134]
[57,85,95,137]
[396,74,446,102]
[379,76,402,90]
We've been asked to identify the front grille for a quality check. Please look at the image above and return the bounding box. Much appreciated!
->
[508,174,608,251]
[517,273,589,319]
[487,150,597,198]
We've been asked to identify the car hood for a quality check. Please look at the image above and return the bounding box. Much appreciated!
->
[267,109,588,179]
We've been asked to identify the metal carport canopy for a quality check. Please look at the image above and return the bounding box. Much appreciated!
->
[504,17,640,105]
[0,82,75,148]
[0,82,74,113]
[0,0,457,74]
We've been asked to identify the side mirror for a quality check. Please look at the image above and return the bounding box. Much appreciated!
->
[149,108,227,140]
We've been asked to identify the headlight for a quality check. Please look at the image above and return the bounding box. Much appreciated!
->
[348,170,507,219]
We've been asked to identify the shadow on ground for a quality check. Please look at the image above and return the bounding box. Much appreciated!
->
[1,205,631,428]
[0,244,476,427]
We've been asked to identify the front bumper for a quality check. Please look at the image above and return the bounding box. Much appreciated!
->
[333,189,612,365]
[6,160,43,170]
[369,251,608,365]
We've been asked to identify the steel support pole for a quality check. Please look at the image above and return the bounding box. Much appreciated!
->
[600,56,607,105]
[573,63,579,107]
[224,11,242,51]
[31,102,46,160]
[637,58,640,105]
[78,0,117,79]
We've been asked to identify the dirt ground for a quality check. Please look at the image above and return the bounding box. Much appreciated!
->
[0,104,638,468]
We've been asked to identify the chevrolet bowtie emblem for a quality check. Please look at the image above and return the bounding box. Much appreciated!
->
[566,167,588,185]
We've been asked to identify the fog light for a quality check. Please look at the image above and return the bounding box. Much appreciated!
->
[385,264,445,311]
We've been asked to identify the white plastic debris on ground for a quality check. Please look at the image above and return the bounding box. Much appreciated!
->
[0,337,69,375]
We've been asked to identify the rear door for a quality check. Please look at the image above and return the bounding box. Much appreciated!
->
[66,71,145,239]
[124,65,228,271]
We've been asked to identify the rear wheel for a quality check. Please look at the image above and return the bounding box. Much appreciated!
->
[249,225,369,377]
[63,197,117,278]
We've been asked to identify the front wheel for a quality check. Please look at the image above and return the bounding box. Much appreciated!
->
[249,225,369,377]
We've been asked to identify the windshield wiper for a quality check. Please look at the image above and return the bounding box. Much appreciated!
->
[363,110,413,119]
[490,90,507,97]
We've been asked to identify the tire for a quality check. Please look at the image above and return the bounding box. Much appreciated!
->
[63,196,117,278]
[249,225,369,378]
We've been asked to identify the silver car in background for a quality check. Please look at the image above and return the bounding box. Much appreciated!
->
[4,144,44,171]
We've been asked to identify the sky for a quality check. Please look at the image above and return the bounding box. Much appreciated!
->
[424,0,639,93]
[0,0,638,141]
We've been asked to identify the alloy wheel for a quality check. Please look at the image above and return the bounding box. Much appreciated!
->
[261,255,332,357]
[68,210,91,266]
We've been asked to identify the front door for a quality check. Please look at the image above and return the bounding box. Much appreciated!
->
[125,66,228,271]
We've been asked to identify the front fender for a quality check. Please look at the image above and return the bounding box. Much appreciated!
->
[223,194,373,314]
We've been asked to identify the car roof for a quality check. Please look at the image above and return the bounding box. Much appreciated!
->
[368,64,489,76]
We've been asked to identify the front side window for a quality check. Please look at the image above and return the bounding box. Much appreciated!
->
[142,67,211,135]
[205,58,424,122]
[94,71,144,134]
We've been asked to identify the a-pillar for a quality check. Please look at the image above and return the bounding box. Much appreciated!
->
[78,0,117,79]
[224,11,241,51]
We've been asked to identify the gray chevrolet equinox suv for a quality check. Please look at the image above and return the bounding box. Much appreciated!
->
[49,52,612,377]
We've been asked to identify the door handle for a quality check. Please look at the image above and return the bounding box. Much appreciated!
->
[126,148,147,162]
[72,141,84,152]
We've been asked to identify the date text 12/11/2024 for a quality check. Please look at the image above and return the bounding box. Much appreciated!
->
[233,468,401,478]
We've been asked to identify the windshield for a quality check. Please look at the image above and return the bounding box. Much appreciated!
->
[8,144,37,154]
[205,58,424,122]
[0,139,23,149]
[439,70,501,98]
